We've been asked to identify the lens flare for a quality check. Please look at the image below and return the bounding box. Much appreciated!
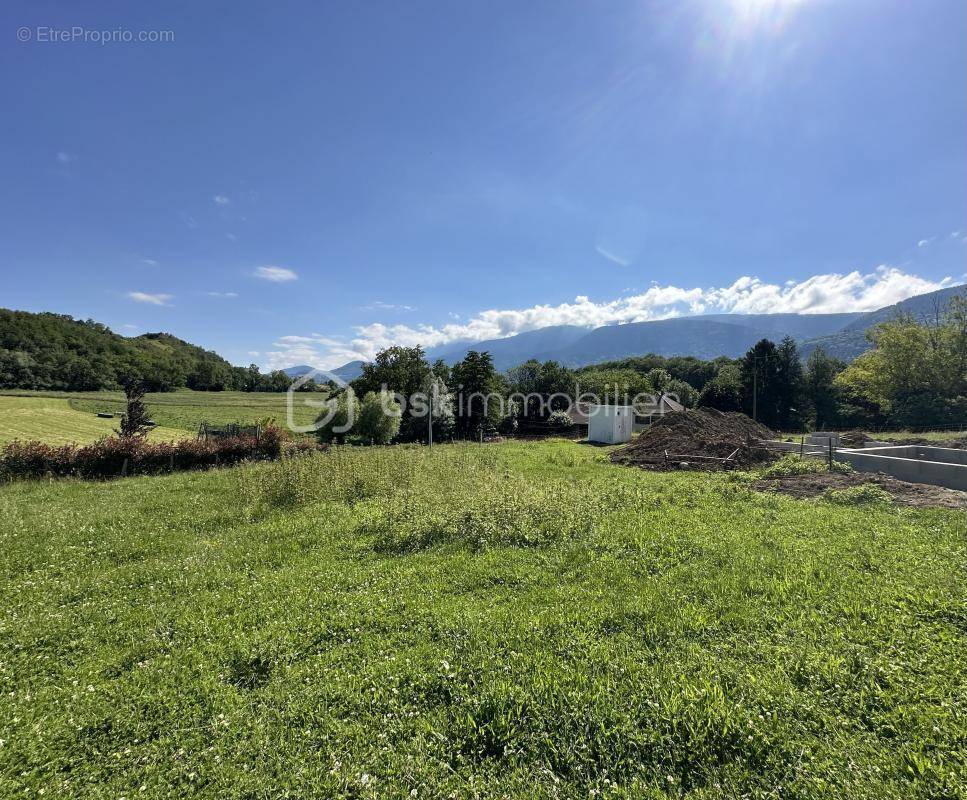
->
[726,0,807,35]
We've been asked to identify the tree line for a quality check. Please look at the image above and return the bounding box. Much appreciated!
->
[315,291,966,442]
[702,293,966,430]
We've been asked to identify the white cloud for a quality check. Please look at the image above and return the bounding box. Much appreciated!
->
[261,266,957,370]
[141,258,159,266]
[207,291,239,299]
[56,151,75,164]
[247,351,260,357]
[362,300,415,312]
[918,238,933,248]
[122,324,139,331]
[127,291,172,306]
[213,194,230,205]
[254,266,298,282]
[595,245,630,267]
[226,233,237,242]
[263,333,361,371]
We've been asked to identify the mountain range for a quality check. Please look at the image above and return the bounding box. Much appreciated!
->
[308,284,964,377]
[283,361,367,383]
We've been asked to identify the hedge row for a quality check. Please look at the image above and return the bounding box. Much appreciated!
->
[0,427,323,481]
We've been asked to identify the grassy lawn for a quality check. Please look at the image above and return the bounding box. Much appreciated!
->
[0,395,188,446]
[1,440,964,798]
[0,390,321,441]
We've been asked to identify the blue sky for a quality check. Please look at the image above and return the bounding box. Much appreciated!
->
[2,0,965,369]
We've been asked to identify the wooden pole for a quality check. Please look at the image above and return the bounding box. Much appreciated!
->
[428,395,433,448]
[752,361,757,422]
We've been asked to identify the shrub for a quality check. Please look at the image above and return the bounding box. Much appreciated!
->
[357,391,401,445]
[315,390,359,444]
[547,410,573,431]
[760,454,853,479]
[0,425,317,481]
[0,440,80,479]
[824,484,894,506]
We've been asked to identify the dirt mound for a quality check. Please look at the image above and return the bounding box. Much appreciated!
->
[753,471,967,510]
[839,430,872,448]
[611,409,775,470]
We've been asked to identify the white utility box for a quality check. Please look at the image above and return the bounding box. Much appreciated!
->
[587,404,635,444]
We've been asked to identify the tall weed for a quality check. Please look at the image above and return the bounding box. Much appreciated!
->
[238,443,638,551]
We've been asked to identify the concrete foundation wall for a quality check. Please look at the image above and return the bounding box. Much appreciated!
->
[846,445,967,465]
[767,440,827,456]
[835,446,967,491]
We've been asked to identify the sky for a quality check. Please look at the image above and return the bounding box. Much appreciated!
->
[2,0,966,370]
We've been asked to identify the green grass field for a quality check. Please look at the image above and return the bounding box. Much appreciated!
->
[1,440,964,798]
[0,390,322,443]
[0,395,188,446]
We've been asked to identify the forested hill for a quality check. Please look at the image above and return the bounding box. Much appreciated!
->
[0,309,242,392]
[799,285,967,361]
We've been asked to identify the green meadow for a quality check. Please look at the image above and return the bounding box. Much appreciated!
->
[0,390,322,444]
[0,395,187,446]
[1,439,964,798]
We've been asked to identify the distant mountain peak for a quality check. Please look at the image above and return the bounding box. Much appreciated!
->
[281,360,366,381]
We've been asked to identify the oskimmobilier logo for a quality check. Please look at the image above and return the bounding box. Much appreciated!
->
[286,369,356,435]
[286,372,682,436]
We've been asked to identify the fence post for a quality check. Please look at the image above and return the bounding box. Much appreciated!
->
[121,458,128,478]
[827,438,833,470]
[800,436,804,458]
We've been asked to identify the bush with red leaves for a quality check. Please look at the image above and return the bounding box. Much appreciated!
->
[0,426,325,481]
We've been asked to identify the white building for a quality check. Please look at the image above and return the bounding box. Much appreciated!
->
[572,394,684,437]
[587,404,636,444]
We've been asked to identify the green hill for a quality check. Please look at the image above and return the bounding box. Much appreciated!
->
[799,285,967,361]
[0,309,239,392]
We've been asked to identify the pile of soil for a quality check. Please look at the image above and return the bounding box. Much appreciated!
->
[839,430,873,448]
[753,471,967,510]
[611,409,775,470]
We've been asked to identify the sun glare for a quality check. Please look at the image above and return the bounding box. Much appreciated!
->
[727,0,806,35]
